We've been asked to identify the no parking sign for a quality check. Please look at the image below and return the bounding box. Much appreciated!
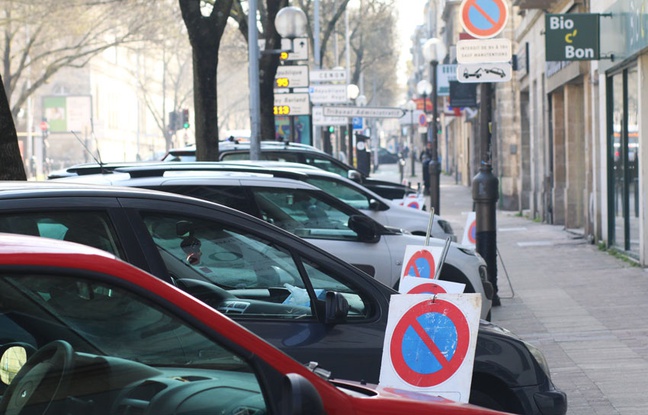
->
[461,211,477,248]
[401,245,444,281]
[379,294,481,402]
[400,276,466,295]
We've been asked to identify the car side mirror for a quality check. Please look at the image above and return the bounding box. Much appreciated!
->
[347,215,381,243]
[281,373,325,415]
[368,198,381,211]
[324,291,349,324]
[347,169,363,183]
[0,343,36,385]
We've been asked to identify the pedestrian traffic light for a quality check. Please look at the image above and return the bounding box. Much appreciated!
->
[182,109,190,129]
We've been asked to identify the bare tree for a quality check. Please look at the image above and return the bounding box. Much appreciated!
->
[126,3,193,152]
[0,0,166,179]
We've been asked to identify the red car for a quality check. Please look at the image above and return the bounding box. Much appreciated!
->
[0,233,508,415]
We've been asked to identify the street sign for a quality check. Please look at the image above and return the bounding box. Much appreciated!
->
[310,69,347,83]
[275,65,309,88]
[545,14,600,61]
[401,246,444,281]
[456,63,512,83]
[309,85,348,104]
[322,106,405,118]
[312,106,347,126]
[459,0,509,39]
[379,294,481,402]
[259,37,309,61]
[456,38,512,63]
[273,93,310,116]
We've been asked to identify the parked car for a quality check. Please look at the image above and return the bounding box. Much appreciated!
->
[160,140,418,201]
[377,147,401,164]
[50,160,451,239]
[0,233,513,415]
[0,182,566,414]
[52,166,489,311]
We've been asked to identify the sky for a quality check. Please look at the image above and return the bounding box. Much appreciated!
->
[395,0,428,85]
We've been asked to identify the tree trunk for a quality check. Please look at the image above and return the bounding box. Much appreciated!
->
[0,74,26,180]
[180,0,233,161]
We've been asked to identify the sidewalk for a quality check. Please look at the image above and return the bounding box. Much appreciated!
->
[370,160,648,415]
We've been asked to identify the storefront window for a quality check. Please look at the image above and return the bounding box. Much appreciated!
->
[609,65,640,256]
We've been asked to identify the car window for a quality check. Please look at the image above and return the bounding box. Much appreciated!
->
[305,177,370,210]
[0,212,124,258]
[251,188,357,241]
[139,211,370,320]
[0,273,268,412]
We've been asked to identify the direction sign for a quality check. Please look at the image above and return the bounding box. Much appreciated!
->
[275,65,309,88]
[259,37,309,61]
[309,85,348,104]
[456,38,512,64]
[273,93,310,116]
[312,106,347,126]
[460,0,509,39]
[456,63,512,83]
[310,69,347,83]
[322,106,405,118]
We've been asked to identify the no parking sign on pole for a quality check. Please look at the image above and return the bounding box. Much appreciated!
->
[379,294,481,402]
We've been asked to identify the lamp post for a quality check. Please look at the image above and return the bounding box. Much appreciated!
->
[346,84,360,166]
[404,100,417,177]
[421,37,447,215]
[275,7,308,144]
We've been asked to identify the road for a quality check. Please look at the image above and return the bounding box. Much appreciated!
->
[372,159,648,414]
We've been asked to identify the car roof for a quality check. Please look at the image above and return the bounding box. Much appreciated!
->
[168,140,326,154]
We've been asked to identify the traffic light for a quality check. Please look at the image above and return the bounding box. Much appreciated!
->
[182,109,190,129]
[328,126,335,133]
[168,111,179,131]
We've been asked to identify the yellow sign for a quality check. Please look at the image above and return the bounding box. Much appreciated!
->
[273,105,291,115]
[275,78,290,88]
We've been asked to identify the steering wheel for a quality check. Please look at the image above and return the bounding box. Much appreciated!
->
[0,340,73,415]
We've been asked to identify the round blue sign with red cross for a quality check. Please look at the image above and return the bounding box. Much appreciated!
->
[460,0,509,39]
[402,249,436,280]
[390,299,470,387]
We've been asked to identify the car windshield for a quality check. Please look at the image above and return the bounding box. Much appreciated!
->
[0,273,244,369]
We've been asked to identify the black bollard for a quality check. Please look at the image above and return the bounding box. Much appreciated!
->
[472,165,499,305]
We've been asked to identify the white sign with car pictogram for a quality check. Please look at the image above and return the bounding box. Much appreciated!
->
[456,63,512,83]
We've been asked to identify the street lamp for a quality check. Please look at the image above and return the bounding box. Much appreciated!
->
[405,100,417,177]
[421,37,447,215]
[275,6,308,40]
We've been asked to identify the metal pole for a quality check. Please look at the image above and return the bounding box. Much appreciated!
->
[410,110,415,177]
[429,60,441,215]
[248,0,261,160]
[472,82,500,306]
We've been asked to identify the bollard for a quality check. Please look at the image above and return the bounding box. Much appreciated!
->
[472,164,499,305]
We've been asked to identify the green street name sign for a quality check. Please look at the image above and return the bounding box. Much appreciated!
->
[545,14,600,61]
